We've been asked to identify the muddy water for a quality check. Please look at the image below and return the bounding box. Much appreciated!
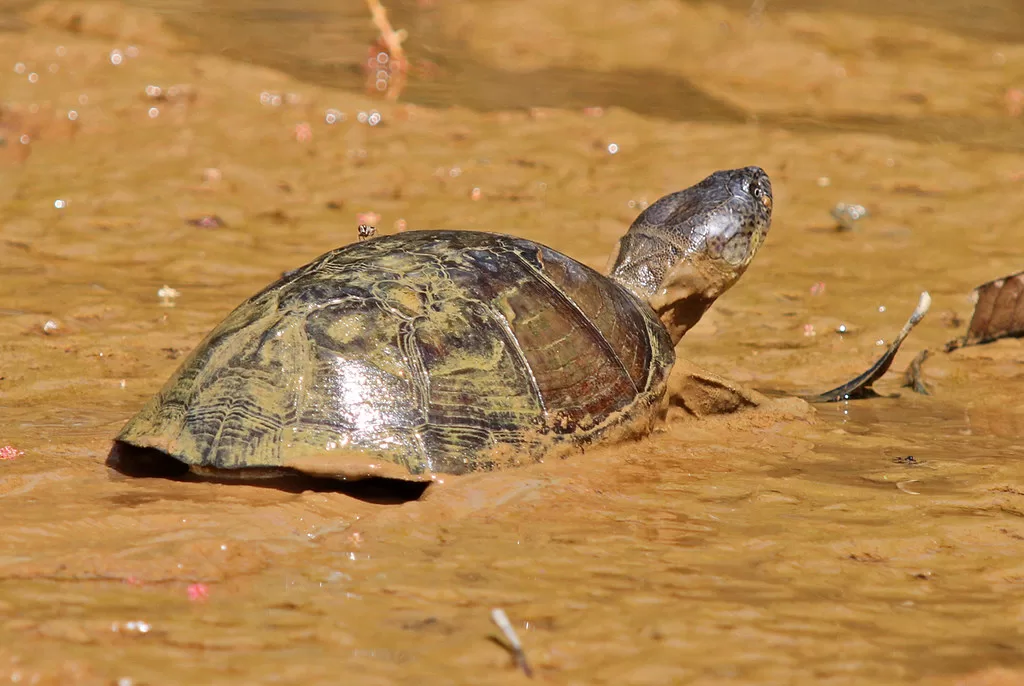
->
[2,1,1024,683]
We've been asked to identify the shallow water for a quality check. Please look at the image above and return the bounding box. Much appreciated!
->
[1,0,1023,684]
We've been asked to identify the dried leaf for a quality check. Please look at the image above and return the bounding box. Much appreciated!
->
[945,271,1024,351]
[806,292,931,403]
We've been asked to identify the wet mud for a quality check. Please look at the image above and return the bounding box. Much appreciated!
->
[1,0,1023,683]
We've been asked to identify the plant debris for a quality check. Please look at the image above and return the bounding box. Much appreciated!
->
[944,270,1024,351]
[805,292,931,403]
[490,608,533,678]
[185,214,226,229]
[902,271,1024,394]
[365,0,408,100]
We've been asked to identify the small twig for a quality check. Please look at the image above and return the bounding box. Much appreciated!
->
[490,608,533,678]
[902,348,931,395]
[896,479,921,495]
[365,0,407,66]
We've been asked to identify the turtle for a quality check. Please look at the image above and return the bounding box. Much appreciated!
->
[113,166,773,482]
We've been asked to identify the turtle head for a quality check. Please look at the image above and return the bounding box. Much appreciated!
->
[608,166,773,345]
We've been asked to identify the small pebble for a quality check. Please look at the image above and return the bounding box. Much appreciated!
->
[157,285,180,307]
[830,202,869,231]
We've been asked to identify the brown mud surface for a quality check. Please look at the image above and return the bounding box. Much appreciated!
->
[1,1,1023,683]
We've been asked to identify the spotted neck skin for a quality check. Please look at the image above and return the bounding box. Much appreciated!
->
[608,166,773,345]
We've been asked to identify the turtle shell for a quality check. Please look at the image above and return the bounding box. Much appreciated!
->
[116,231,674,479]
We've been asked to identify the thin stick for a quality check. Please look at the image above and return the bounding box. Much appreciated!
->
[491,608,534,678]
[365,0,406,65]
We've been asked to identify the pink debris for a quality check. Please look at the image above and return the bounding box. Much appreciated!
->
[187,583,210,601]
[294,121,313,143]
[810,281,827,296]
[124,576,143,586]
[1006,88,1023,117]
[0,445,23,460]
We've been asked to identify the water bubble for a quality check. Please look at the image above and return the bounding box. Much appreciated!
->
[607,142,619,154]
[126,46,139,58]
[324,108,344,124]
[878,305,886,313]
[109,49,123,65]
[78,94,88,105]
[67,110,78,121]
[19,134,29,144]
[54,199,66,209]
[375,79,388,91]
[817,176,831,187]
[48,63,58,73]
[27,72,38,83]
[449,167,462,178]
[259,91,271,105]
[356,111,368,123]
[145,84,162,98]
[125,621,151,633]
[56,45,66,57]
[367,111,382,126]
[377,52,389,64]
[147,107,159,118]
[13,62,25,74]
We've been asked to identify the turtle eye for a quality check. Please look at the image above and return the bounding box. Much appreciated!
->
[751,185,763,199]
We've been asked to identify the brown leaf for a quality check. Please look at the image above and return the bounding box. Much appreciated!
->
[945,270,1024,351]
[965,271,1024,344]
